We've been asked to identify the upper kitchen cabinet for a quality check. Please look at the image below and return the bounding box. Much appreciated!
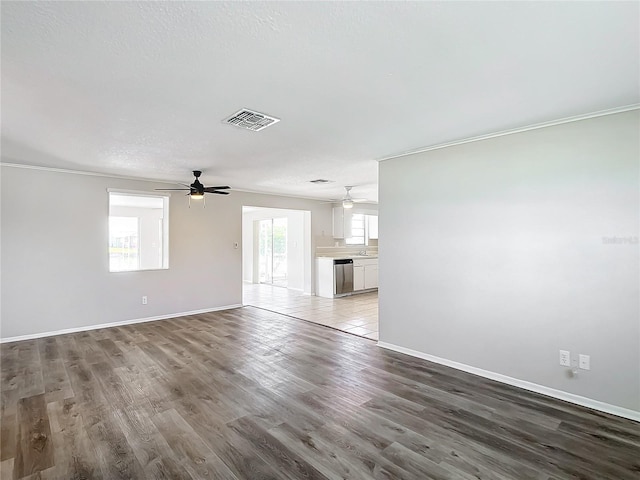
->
[332,207,352,239]
[333,206,379,242]
[368,215,378,240]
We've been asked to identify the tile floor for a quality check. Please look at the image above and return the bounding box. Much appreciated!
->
[243,283,379,340]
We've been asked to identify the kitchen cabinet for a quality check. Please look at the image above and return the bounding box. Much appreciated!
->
[316,257,335,298]
[334,208,378,242]
[368,215,378,240]
[353,258,378,290]
[364,264,378,289]
[332,207,352,239]
[353,265,365,291]
[316,256,378,297]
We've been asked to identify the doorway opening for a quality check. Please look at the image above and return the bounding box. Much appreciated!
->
[258,217,288,287]
[242,205,379,341]
[242,206,312,305]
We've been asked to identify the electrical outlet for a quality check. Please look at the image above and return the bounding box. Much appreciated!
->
[142,296,148,305]
[559,350,570,367]
[579,354,590,370]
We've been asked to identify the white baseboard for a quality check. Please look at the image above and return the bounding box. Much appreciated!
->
[0,304,243,344]
[377,341,640,423]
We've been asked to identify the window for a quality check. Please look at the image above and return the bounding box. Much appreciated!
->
[108,192,169,272]
[346,214,366,245]
[346,214,378,245]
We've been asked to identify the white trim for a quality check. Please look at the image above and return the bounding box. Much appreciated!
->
[0,304,243,344]
[108,190,171,271]
[377,341,640,423]
[378,104,640,162]
[0,163,341,204]
[0,163,179,183]
[107,188,171,197]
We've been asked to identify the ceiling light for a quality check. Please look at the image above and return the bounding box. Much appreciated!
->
[342,186,354,208]
[190,193,204,199]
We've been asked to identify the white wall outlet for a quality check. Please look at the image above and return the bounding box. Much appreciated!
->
[142,296,148,305]
[579,354,590,370]
[559,350,571,367]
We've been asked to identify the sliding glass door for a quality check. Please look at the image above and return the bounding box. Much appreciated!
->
[258,217,288,287]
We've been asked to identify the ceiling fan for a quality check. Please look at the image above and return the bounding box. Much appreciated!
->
[326,186,368,209]
[156,170,230,206]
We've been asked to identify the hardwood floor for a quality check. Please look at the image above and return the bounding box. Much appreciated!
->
[1,306,638,479]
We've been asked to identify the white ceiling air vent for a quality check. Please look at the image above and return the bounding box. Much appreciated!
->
[223,109,280,131]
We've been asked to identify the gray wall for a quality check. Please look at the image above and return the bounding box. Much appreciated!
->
[0,166,333,339]
[379,110,639,411]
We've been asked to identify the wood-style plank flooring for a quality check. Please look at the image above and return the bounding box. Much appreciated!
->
[1,306,638,479]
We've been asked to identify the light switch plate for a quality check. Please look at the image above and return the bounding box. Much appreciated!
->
[559,350,570,367]
[579,354,590,370]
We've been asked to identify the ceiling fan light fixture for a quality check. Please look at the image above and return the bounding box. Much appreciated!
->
[342,185,354,208]
[156,171,231,209]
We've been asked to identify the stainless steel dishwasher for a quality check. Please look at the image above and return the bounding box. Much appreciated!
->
[334,258,354,295]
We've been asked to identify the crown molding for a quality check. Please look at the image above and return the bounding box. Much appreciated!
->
[0,162,350,204]
[0,162,185,185]
[378,104,640,163]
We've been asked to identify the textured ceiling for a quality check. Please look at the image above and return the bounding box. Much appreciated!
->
[1,1,638,202]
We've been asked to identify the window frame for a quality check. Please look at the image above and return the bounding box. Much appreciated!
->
[107,189,170,273]
[345,213,366,245]
[345,213,378,246]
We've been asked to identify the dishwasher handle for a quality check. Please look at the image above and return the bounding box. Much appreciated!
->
[333,259,354,265]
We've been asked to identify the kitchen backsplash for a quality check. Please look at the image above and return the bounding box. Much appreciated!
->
[315,245,379,257]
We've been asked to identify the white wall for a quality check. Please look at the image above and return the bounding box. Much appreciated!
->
[287,210,306,291]
[379,110,639,412]
[0,167,333,339]
[241,207,308,292]
[242,216,255,284]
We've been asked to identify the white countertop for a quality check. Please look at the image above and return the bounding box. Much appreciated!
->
[316,255,378,260]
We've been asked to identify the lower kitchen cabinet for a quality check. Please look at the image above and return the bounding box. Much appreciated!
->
[353,265,365,291]
[364,264,378,289]
[353,258,378,291]
[316,256,378,298]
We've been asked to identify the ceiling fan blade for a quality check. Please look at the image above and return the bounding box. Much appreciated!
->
[162,172,233,199]
[321,198,368,203]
